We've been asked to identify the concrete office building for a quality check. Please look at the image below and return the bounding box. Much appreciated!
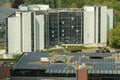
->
[7,17,21,53]
[6,4,49,53]
[107,9,114,30]
[46,6,113,47]
[6,5,113,53]
[21,12,32,52]
[7,11,46,53]
[7,12,32,53]
[83,6,108,46]
[34,14,45,51]
[46,9,83,47]
[84,6,113,46]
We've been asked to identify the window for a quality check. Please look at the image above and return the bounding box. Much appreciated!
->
[62,30,64,32]
[62,21,64,24]
[52,31,54,33]
[52,35,54,38]
[76,30,79,33]
[71,26,74,28]
[71,17,74,20]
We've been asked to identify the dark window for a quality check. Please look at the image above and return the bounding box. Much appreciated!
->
[31,12,34,51]
[98,7,101,43]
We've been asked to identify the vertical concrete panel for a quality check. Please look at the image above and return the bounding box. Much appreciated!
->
[100,6,107,44]
[89,11,95,44]
[84,7,95,44]
[8,17,21,53]
[107,9,113,30]
[22,12,31,52]
[35,15,44,51]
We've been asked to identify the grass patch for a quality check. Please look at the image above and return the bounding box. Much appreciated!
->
[0,59,16,62]
[44,48,64,53]
[62,46,95,52]
[0,43,5,49]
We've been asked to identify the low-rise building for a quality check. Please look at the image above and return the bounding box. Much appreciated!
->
[10,52,120,80]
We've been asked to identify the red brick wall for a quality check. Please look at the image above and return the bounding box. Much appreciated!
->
[77,69,88,80]
[41,61,50,65]
[0,66,11,79]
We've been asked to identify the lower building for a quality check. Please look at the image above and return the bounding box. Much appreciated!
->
[0,66,11,79]
[10,52,120,80]
[0,61,14,79]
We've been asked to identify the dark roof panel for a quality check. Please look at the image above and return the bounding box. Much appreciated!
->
[0,7,16,23]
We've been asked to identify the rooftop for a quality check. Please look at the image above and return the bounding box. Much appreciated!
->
[13,52,120,74]
[0,7,15,23]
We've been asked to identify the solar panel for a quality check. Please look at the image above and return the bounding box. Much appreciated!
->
[68,66,75,70]
[79,53,112,57]
[70,55,79,63]
[80,58,115,64]
[15,53,51,69]
[93,63,115,70]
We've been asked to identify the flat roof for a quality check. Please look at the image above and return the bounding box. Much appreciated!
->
[13,52,120,74]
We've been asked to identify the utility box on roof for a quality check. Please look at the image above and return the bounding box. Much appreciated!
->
[40,57,50,65]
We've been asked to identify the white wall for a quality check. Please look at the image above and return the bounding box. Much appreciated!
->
[83,6,109,46]
[8,17,21,53]
[100,6,107,43]
[107,9,113,30]
[21,12,32,52]
[34,15,44,51]
[84,7,95,44]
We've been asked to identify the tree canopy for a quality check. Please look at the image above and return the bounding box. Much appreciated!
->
[108,26,120,48]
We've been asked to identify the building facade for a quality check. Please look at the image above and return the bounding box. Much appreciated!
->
[34,13,45,51]
[7,11,46,53]
[83,6,108,46]
[46,10,84,47]
[46,6,113,47]
[6,5,50,54]
[7,12,32,53]
[7,16,21,53]
[6,5,113,53]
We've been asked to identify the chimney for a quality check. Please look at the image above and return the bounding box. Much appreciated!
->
[77,69,88,80]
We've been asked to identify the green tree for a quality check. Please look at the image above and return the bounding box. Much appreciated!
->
[108,26,120,48]
[70,3,77,8]
[0,3,2,6]
[24,0,33,4]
